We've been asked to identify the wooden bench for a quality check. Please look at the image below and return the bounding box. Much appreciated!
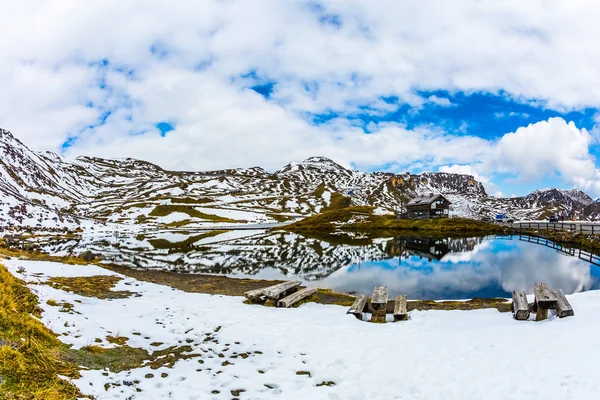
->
[393,295,408,321]
[277,287,317,308]
[511,290,530,321]
[244,281,302,301]
[533,283,557,321]
[551,289,574,318]
[347,296,368,320]
[370,286,388,323]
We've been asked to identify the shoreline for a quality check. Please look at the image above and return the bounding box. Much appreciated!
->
[0,244,511,312]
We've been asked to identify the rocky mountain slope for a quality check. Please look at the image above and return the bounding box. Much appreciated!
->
[0,128,596,230]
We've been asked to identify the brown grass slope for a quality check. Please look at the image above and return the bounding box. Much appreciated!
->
[0,264,81,400]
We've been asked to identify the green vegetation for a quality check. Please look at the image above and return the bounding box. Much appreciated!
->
[0,263,81,399]
[313,183,325,198]
[322,192,352,211]
[149,205,237,223]
[285,206,504,234]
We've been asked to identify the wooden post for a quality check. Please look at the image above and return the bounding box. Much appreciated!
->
[511,291,530,321]
[393,295,408,321]
[370,286,388,323]
[536,307,549,321]
[533,283,557,321]
[551,289,574,318]
[347,295,368,320]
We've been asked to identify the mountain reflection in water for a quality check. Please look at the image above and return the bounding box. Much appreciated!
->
[34,230,600,300]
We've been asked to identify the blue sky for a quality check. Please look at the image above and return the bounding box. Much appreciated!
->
[1,1,600,197]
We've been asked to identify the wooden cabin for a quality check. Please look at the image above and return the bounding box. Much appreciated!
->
[405,194,451,219]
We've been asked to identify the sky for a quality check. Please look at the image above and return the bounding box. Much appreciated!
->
[1,1,600,198]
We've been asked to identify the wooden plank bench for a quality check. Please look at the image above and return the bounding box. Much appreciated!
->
[347,295,367,320]
[393,295,408,321]
[244,281,302,301]
[277,287,317,308]
[533,283,557,321]
[370,286,388,323]
[551,289,574,318]
[511,290,530,321]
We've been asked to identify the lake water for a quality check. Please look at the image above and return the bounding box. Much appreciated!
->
[35,230,600,300]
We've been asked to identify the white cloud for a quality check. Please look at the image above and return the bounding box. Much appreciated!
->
[497,118,595,183]
[0,1,599,196]
[427,95,452,107]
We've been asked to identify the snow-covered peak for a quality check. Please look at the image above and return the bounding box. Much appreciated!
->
[276,156,350,176]
[528,188,593,206]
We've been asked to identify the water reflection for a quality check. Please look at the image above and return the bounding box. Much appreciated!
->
[30,230,600,300]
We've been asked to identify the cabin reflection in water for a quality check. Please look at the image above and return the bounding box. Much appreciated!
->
[385,237,482,262]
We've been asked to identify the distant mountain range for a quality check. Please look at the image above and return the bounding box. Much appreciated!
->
[0,128,597,231]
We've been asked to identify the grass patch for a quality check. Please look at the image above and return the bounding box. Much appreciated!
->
[266,213,294,223]
[322,192,352,211]
[313,183,325,198]
[46,276,134,299]
[0,263,82,399]
[285,206,504,234]
[0,245,92,265]
[46,299,59,307]
[106,336,129,346]
[67,344,201,373]
[149,205,236,223]
[164,219,193,228]
[172,197,214,205]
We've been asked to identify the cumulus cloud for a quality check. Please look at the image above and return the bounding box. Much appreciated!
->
[0,1,599,195]
[427,95,452,107]
[497,118,595,182]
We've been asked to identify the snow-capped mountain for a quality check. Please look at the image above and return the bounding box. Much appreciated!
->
[0,128,596,230]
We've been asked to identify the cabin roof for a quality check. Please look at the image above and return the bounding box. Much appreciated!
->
[406,194,451,207]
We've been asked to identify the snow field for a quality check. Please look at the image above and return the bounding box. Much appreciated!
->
[3,258,600,399]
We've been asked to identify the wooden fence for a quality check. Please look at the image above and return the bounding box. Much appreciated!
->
[510,222,599,235]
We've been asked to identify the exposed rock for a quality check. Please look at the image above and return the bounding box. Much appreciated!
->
[80,251,97,262]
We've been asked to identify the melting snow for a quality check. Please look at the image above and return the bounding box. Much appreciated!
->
[3,258,600,399]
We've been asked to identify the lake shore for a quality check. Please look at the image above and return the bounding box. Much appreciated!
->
[0,244,511,312]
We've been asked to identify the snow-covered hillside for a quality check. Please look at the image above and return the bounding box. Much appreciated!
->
[0,128,595,230]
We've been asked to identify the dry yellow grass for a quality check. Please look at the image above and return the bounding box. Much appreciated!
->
[0,263,82,399]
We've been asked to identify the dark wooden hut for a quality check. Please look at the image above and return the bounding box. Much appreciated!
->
[405,194,451,219]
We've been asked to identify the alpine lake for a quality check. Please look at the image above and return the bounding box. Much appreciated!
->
[28,228,600,301]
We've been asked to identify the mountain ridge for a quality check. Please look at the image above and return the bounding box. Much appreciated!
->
[0,128,597,230]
